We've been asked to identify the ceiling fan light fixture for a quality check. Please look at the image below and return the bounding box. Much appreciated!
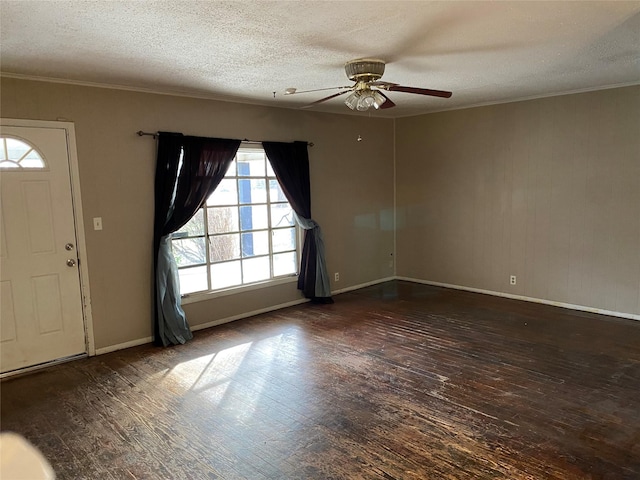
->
[357,92,375,111]
[345,89,381,111]
[344,91,360,110]
[372,91,386,109]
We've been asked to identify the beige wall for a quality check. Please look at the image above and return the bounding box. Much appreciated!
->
[396,86,640,316]
[3,77,637,353]
[1,78,395,349]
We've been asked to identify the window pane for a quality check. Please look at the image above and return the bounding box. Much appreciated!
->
[273,252,297,277]
[272,228,296,253]
[224,159,236,177]
[266,160,275,177]
[6,138,30,160]
[270,203,295,227]
[172,237,206,267]
[208,206,239,233]
[211,260,242,289]
[237,151,265,176]
[242,256,270,283]
[269,180,288,203]
[207,179,237,206]
[210,233,240,262]
[241,231,269,257]
[178,266,208,294]
[24,149,43,161]
[238,178,267,204]
[174,209,204,238]
[239,205,268,230]
[20,158,45,169]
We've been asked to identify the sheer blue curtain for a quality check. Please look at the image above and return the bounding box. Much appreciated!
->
[153,133,240,346]
[262,141,332,303]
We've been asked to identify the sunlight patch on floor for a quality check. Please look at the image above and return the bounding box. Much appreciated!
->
[169,341,253,396]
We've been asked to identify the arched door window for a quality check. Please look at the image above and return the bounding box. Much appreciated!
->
[0,136,46,169]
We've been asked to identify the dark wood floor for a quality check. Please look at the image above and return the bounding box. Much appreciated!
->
[2,281,639,479]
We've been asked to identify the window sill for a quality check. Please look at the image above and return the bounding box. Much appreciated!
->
[180,275,298,305]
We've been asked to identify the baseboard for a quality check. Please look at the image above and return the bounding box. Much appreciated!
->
[332,276,396,295]
[95,336,154,355]
[396,276,640,322]
[93,276,639,356]
[94,278,400,356]
[96,300,312,355]
[189,277,398,332]
[190,298,311,332]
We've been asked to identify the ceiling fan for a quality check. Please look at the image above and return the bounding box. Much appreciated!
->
[284,58,452,111]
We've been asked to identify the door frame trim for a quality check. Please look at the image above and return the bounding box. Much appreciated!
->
[1,118,95,357]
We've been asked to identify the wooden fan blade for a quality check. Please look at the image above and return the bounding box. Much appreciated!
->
[377,91,396,109]
[286,85,352,95]
[300,90,351,109]
[387,85,452,98]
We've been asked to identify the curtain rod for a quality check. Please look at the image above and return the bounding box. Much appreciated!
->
[136,131,313,147]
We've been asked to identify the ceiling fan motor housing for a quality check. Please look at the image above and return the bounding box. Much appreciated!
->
[345,58,385,82]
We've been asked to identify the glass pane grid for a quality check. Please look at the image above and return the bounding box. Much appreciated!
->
[202,207,212,291]
[0,137,46,169]
[175,148,297,294]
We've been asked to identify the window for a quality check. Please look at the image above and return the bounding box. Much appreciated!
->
[172,145,298,296]
[0,136,46,169]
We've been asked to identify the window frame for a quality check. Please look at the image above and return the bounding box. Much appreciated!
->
[173,143,300,303]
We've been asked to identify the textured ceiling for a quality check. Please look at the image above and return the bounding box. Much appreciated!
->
[1,1,639,117]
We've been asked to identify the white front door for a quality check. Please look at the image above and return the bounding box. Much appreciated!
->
[0,124,87,374]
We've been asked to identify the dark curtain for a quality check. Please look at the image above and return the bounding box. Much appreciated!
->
[153,132,241,346]
[262,141,333,303]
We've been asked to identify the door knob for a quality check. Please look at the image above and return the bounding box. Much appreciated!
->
[65,243,75,251]
[66,259,76,267]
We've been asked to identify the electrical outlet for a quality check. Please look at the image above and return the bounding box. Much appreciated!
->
[510,275,517,285]
[334,272,339,282]
[93,217,103,231]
